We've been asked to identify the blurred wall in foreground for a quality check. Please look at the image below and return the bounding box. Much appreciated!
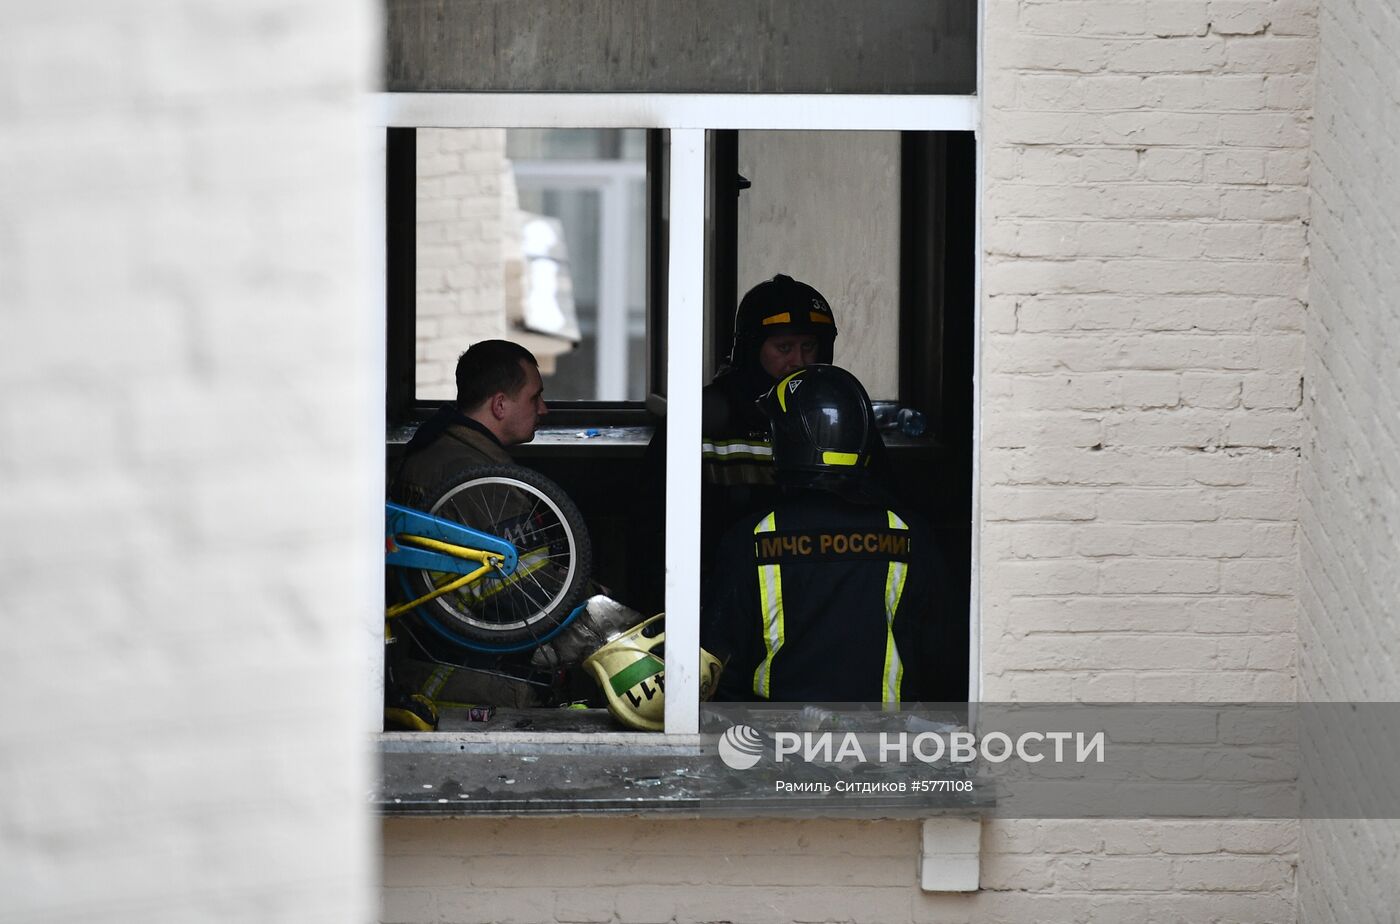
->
[0,4,377,920]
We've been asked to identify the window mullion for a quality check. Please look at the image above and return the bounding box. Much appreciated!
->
[663,128,705,735]
[597,174,631,399]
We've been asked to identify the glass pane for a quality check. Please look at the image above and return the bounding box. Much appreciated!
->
[505,128,644,162]
[626,179,648,398]
[415,128,648,401]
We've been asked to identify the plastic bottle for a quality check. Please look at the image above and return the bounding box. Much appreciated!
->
[896,407,927,437]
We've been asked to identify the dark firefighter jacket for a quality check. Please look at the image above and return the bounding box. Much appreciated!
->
[389,406,513,509]
[699,369,902,567]
[700,369,785,568]
[702,491,940,703]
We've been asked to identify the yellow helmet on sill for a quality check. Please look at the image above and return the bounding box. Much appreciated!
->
[583,613,723,732]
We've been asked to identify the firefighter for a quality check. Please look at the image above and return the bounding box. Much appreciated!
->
[702,365,940,703]
[701,275,838,515]
[635,275,848,612]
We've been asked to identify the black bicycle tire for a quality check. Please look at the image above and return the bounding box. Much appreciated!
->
[405,463,593,649]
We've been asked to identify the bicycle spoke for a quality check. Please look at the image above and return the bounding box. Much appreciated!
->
[519,557,559,609]
[492,485,509,531]
[513,526,555,548]
[508,566,550,612]
[415,470,586,646]
[471,491,491,526]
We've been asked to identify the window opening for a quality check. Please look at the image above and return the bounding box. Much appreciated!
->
[412,128,649,405]
[376,96,977,747]
[702,129,974,704]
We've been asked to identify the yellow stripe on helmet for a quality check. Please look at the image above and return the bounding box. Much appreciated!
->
[775,370,803,413]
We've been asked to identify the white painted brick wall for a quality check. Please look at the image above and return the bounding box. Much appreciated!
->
[0,4,375,921]
[982,0,1311,706]
[378,0,1323,920]
[976,4,1314,916]
[11,0,1377,919]
[381,818,1298,924]
[1297,0,1400,919]
[415,129,514,398]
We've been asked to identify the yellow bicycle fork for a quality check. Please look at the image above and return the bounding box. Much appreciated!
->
[385,535,505,621]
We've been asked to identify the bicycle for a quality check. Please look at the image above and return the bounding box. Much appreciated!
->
[383,464,593,730]
[385,463,593,652]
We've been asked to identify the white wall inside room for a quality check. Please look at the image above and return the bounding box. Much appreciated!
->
[736,131,902,399]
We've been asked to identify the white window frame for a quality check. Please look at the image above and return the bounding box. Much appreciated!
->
[369,93,982,737]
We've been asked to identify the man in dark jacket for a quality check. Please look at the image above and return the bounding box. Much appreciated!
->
[702,365,940,703]
[635,275,848,611]
[390,339,548,508]
[385,339,551,727]
[701,275,838,513]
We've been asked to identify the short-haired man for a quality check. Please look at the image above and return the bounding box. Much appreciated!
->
[386,340,550,728]
[390,339,548,508]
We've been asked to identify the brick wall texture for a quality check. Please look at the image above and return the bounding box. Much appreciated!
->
[1297,0,1400,919]
[0,4,375,921]
[980,0,1313,706]
[7,0,1392,919]
[382,817,1299,923]
[380,0,1325,921]
[415,128,514,399]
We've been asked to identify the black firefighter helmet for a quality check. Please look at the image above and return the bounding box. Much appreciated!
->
[756,364,876,487]
[729,274,838,371]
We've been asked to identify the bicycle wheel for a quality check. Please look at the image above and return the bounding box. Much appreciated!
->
[402,464,592,650]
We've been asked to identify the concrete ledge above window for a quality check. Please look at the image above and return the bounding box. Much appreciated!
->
[385,0,977,95]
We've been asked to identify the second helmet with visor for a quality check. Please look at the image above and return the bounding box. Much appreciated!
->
[756,364,876,484]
